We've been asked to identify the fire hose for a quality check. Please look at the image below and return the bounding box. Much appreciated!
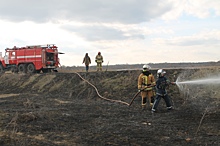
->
[73,72,130,106]
[129,85,156,106]
[129,90,141,106]
[72,72,159,107]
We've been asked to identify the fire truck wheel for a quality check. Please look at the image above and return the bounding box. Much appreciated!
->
[27,64,36,73]
[0,64,5,74]
[18,64,27,73]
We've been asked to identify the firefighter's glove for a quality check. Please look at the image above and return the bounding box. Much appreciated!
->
[145,86,153,91]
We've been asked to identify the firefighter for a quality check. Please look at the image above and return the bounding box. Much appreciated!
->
[82,53,91,72]
[95,52,104,71]
[151,69,176,113]
[138,64,156,110]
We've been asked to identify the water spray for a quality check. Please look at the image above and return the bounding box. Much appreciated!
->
[175,76,220,90]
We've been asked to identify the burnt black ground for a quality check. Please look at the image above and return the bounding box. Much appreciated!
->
[0,69,219,146]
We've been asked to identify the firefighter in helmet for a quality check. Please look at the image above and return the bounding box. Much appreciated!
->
[138,64,156,110]
[151,69,176,113]
[95,52,104,71]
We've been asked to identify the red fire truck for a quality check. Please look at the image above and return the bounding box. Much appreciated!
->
[0,44,63,73]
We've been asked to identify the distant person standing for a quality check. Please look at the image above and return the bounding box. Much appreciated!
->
[95,52,104,71]
[82,53,91,72]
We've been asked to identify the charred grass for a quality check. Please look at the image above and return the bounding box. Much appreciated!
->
[0,69,219,146]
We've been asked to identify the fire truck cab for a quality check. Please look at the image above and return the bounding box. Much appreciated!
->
[0,44,63,73]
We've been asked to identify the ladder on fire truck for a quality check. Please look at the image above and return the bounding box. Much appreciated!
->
[26,44,57,49]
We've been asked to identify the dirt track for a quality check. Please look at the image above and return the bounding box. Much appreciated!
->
[0,69,219,146]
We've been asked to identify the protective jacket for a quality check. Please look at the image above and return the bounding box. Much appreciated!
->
[95,55,103,63]
[83,56,91,66]
[138,71,156,91]
[156,76,171,95]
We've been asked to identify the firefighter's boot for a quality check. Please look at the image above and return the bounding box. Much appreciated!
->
[150,96,155,107]
[142,97,147,110]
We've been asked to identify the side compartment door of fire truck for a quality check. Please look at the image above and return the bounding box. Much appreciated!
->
[34,47,43,73]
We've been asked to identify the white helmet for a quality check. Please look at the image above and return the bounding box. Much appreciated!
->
[143,64,151,70]
[157,69,166,77]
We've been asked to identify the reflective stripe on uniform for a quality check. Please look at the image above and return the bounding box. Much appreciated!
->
[142,74,154,85]
[96,55,103,62]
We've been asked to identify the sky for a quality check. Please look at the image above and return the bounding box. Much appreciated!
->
[0,0,220,66]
